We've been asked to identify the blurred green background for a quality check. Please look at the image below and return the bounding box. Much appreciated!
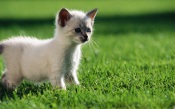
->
[0,0,175,18]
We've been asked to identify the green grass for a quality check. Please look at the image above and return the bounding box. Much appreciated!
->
[0,1,175,109]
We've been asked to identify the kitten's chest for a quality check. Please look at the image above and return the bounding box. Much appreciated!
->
[64,49,76,66]
[62,46,79,70]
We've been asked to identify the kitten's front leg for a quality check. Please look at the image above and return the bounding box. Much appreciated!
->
[67,49,81,85]
[65,47,81,85]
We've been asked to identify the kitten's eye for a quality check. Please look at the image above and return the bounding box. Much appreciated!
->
[75,28,81,33]
[86,28,91,32]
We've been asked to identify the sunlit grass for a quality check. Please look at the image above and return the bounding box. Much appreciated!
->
[0,1,175,109]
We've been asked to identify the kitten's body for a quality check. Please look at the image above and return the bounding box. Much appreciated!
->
[0,8,97,90]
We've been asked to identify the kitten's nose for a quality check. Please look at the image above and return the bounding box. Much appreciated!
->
[82,35,88,42]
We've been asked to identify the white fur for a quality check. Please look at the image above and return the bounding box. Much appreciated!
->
[0,8,97,90]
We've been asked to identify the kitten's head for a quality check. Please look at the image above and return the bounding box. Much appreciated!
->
[55,8,98,44]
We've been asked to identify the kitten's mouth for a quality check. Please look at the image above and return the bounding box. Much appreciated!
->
[73,36,89,44]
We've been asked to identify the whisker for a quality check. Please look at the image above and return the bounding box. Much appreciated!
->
[91,39,100,48]
[88,38,99,53]
[87,39,93,51]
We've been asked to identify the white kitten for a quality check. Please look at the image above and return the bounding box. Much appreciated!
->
[0,8,98,90]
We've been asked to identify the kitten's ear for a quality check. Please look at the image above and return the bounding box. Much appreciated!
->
[58,8,71,27]
[86,8,98,20]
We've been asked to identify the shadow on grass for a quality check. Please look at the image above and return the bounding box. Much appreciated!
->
[96,11,175,35]
[0,82,52,101]
[0,11,175,35]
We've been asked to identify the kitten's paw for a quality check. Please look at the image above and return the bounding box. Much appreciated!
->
[1,78,16,90]
[75,81,80,85]
[61,86,66,90]
[65,74,80,85]
[54,85,66,90]
[73,77,80,85]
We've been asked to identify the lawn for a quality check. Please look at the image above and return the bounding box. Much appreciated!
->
[0,1,175,109]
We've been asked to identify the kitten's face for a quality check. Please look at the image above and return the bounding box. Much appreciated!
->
[57,8,98,44]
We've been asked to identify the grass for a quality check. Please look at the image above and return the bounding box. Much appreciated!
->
[0,1,175,109]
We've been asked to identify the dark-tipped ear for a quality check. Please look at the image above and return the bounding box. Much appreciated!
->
[86,8,98,20]
[58,8,71,27]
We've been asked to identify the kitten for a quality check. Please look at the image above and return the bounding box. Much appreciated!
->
[0,8,98,90]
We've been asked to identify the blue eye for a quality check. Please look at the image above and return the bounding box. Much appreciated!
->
[75,28,81,33]
[86,28,91,32]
